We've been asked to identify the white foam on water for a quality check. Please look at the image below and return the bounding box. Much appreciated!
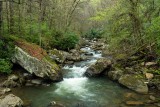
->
[93,53,102,58]
[80,47,91,52]
[63,65,88,77]
[54,46,103,99]
[54,77,95,99]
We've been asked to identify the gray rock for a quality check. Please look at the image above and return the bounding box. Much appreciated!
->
[149,95,156,101]
[0,88,11,95]
[2,79,20,88]
[145,62,157,67]
[70,49,77,54]
[157,103,160,107]
[80,55,88,61]
[125,101,144,106]
[12,46,62,81]
[8,74,19,81]
[85,58,112,77]
[25,83,33,86]
[145,73,154,80]
[64,61,74,64]
[66,54,81,62]
[48,101,65,107]
[49,49,68,64]
[118,74,148,94]
[31,79,42,85]
[0,94,23,107]
[108,70,124,81]
[23,73,33,79]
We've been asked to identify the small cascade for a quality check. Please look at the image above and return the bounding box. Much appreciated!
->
[54,47,102,98]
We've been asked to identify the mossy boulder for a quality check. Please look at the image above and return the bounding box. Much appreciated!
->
[12,40,63,81]
[118,74,148,94]
[85,58,112,77]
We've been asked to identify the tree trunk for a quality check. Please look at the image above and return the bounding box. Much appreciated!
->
[6,1,10,33]
[9,1,14,34]
[0,1,2,38]
[18,0,21,36]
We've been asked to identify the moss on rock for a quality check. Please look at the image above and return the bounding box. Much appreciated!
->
[11,38,62,81]
[118,74,148,94]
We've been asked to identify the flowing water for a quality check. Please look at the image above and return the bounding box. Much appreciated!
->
[12,47,148,107]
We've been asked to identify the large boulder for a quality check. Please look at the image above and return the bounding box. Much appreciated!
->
[85,58,112,77]
[12,45,62,81]
[0,94,23,107]
[118,74,148,94]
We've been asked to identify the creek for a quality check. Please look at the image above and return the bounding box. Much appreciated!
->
[12,47,148,107]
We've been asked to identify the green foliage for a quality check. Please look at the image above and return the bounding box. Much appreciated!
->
[84,28,104,39]
[154,70,160,75]
[91,0,160,57]
[144,16,160,64]
[145,16,160,53]
[0,59,12,74]
[52,31,79,51]
[0,38,15,59]
[0,38,14,74]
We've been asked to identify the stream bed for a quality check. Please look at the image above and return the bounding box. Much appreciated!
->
[12,47,149,107]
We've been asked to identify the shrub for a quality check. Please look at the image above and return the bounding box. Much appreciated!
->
[0,59,12,74]
[0,38,14,74]
[52,31,79,51]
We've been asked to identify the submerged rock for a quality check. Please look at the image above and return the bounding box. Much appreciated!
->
[48,101,65,107]
[12,46,62,81]
[0,94,23,107]
[31,79,42,85]
[118,74,148,94]
[126,101,144,106]
[85,58,112,77]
